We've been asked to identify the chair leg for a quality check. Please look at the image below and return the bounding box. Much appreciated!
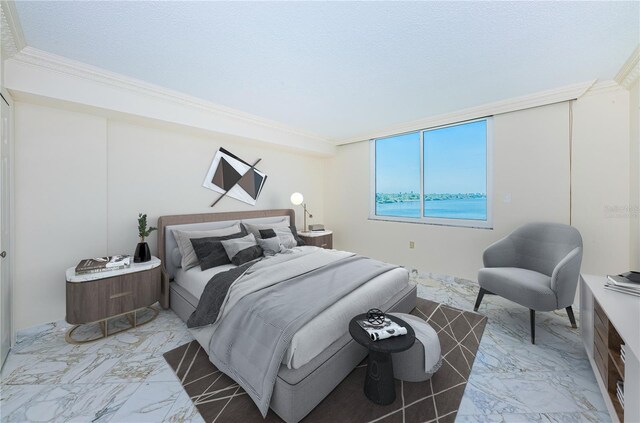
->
[474,288,487,312]
[530,309,535,344]
[566,306,577,329]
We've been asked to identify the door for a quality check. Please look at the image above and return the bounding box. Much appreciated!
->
[0,94,10,367]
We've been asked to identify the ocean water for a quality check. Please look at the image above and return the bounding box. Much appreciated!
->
[376,198,487,220]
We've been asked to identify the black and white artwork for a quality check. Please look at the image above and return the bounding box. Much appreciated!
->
[203,148,267,206]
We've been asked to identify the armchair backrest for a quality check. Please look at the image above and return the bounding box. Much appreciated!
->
[509,222,583,277]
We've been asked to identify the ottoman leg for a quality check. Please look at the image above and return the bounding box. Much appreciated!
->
[364,350,396,405]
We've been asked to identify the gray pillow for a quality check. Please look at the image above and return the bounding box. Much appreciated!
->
[272,227,298,249]
[257,236,282,256]
[288,225,306,246]
[171,248,182,268]
[261,226,305,247]
[242,220,290,240]
[221,234,264,265]
[190,229,247,270]
[173,223,241,270]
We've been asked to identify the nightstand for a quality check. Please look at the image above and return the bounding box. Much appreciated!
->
[298,230,333,249]
[65,256,161,343]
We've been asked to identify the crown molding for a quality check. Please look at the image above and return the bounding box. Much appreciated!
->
[5,47,335,156]
[334,80,596,145]
[0,1,26,57]
[615,44,640,89]
[580,80,624,97]
[12,47,328,143]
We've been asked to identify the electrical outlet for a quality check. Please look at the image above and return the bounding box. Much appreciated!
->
[409,241,415,249]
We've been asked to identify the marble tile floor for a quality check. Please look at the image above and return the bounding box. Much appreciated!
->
[0,273,609,422]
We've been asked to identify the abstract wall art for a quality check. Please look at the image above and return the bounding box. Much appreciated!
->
[203,148,267,207]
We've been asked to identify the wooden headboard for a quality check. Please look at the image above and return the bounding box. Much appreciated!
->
[156,209,296,308]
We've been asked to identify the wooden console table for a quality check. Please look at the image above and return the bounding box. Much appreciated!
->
[580,274,640,422]
[65,257,161,343]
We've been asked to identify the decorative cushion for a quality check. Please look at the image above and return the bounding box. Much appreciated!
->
[389,313,442,382]
[230,245,263,265]
[259,229,277,239]
[173,223,242,270]
[272,227,298,249]
[190,228,248,270]
[253,224,305,248]
[242,220,290,240]
[221,234,264,265]
[257,237,282,256]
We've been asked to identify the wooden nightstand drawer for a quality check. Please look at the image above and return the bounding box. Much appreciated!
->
[66,261,161,324]
[121,267,161,309]
[299,232,333,249]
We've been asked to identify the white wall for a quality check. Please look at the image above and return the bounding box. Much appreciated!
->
[629,79,639,271]
[13,83,635,330]
[325,102,571,280]
[325,86,633,281]
[572,86,631,275]
[14,100,325,330]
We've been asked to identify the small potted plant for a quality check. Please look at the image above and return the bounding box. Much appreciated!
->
[134,213,157,263]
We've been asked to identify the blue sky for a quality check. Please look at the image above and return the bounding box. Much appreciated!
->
[376,120,487,194]
[375,132,421,193]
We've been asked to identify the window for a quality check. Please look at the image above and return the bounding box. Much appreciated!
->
[375,132,421,218]
[370,118,492,228]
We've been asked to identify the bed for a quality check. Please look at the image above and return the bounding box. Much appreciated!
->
[157,209,417,422]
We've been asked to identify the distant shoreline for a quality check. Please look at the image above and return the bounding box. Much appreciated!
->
[376,193,487,204]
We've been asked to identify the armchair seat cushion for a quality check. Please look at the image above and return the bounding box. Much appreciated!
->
[478,267,557,311]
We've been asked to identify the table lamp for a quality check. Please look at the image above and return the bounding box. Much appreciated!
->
[290,192,312,231]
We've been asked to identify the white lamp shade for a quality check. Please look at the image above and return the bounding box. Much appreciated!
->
[290,192,304,205]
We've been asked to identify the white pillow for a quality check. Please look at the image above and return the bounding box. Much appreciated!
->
[173,223,242,270]
[243,220,290,240]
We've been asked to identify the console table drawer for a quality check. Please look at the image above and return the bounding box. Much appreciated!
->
[66,266,161,324]
[594,300,607,325]
[594,302,608,340]
[594,344,607,383]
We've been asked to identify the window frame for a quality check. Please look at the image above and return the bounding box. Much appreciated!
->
[369,117,494,229]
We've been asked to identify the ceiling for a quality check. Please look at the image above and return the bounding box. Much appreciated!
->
[14,1,640,142]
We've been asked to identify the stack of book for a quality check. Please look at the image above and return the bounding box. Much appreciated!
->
[621,344,626,363]
[75,255,131,275]
[616,380,624,410]
[605,271,640,297]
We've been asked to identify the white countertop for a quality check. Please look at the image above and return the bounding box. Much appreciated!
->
[582,274,640,355]
[66,256,161,283]
[298,230,332,237]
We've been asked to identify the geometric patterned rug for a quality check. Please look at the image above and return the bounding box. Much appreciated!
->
[163,298,487,423]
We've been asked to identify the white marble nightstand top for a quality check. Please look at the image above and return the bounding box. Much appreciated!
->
[298,230,332,237]
[66,256,161,283]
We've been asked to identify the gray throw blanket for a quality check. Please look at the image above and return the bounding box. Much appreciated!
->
[207,254,396,417]
[186,262,253,328]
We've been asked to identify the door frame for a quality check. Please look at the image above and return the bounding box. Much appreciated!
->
[0,87,15,351]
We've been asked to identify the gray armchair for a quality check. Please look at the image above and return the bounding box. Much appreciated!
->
[475,222,583,344]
